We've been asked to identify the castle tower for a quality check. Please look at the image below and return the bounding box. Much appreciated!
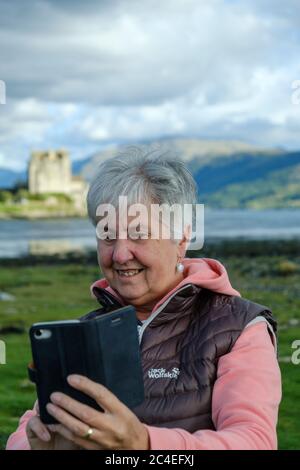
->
[28,150,72,194]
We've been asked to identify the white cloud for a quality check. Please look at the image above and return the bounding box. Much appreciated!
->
[0,0,300,170]
[0,0,284,105]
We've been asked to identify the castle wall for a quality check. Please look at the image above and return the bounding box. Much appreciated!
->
[29,150,72,194]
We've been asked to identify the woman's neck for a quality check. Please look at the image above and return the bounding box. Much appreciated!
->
[136,305,155,322]
[135,272,185,321]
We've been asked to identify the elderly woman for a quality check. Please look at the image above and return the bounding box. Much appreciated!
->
[6,148,281,450]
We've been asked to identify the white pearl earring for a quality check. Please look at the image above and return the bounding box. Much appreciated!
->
[176,260,184,273]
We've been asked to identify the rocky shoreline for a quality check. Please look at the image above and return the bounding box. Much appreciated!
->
[0,238,299,266]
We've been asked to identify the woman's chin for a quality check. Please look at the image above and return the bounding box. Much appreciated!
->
[113,283,147,304]
[118,285,145,299]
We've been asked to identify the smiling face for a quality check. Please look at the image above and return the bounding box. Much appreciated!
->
[96,207,188,318]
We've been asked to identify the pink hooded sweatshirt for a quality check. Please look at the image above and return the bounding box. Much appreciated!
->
[6,257,282,450]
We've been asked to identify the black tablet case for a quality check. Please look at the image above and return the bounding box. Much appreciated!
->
[28,306,145,424]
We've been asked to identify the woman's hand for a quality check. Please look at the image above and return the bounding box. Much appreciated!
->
[26,404,81,450]
[45,374,150,450]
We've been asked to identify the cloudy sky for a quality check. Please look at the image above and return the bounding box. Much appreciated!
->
[0,0,300,170]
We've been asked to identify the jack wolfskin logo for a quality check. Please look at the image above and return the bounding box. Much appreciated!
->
[147,367,180,379]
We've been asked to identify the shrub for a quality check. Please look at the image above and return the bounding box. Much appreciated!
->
[13,189,29,202]
[48,193,73,203]
[275,260,299,276]
[0,191,13,203]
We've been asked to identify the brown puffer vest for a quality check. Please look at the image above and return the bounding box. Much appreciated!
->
[81,283,277,432]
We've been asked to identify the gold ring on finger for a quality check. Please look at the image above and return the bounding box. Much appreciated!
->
[83,427,94,440]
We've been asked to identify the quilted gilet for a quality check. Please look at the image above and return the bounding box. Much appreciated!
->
[81,283,277,432]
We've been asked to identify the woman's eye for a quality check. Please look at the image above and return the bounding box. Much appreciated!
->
[98,232,115,242]
[106,233,117,241]
[130,232,149,240]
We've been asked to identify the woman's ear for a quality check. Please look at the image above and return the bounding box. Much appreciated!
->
[177,224,191,258]
[184,224,192,244]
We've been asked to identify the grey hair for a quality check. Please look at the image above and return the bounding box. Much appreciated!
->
[87,145,198,237]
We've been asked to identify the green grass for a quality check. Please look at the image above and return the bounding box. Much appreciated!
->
[0,242,300,449]
[0,201,84,218]
[0,263,100,449]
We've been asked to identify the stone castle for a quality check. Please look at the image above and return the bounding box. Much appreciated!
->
[28,150,87,212]
[28,149,87,197]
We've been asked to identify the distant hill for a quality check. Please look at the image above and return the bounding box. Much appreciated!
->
[1,138,300,208]
[188,148,300,208]
[76,138,300,209]
[0,168,26,189]
[72,157,91,175]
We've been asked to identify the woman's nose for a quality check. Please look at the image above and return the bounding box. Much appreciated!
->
[112,239,134,264]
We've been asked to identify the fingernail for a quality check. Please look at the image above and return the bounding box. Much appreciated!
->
[42,431,51,441]
[67,374,80,385]
[50,392,61,403]
[46,403,56,413]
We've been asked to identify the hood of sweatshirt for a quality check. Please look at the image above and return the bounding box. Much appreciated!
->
[90,257,240,314]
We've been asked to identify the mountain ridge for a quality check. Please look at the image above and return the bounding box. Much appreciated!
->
[0,138,299,209]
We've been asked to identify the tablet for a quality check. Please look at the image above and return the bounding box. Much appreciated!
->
[28,306,145,424]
